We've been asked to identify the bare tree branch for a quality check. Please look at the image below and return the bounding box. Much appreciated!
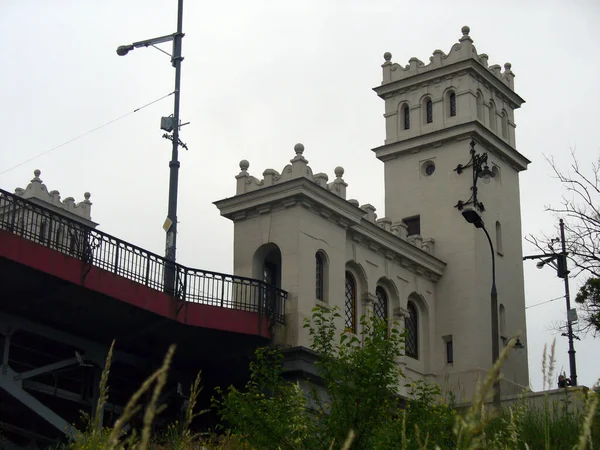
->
[532,149,600,335]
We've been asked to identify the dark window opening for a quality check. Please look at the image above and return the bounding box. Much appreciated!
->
[449,92,456,117]
[403,104,410,130]
[446,339,454,364]
[316,253,325,301]
[403,216,421,237]
[344,272,356,332]
[426,100,433,123]
[405,302,418,359]
[374,286,388,322]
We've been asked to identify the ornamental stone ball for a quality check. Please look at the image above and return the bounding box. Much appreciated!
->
[239,159,250,172]
[334,166,344,178]
[383,52,392,62]
[294,143,304,155]
[461,25,470,36]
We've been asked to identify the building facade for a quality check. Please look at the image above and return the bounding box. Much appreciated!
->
[215,26,530,400]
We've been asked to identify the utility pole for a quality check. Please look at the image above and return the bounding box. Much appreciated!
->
[164,0,185,296]
[522,218,578,386]
[116,0,185,296]
[560,218,578,386]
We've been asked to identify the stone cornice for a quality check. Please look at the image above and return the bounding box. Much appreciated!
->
[374,58,525,110]
[214,177,446,282]
[371,120,531,172]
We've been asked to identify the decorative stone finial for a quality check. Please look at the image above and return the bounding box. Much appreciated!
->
[461,25,470,36]
[84,192,91,200]
[383,52,392,62]
[239,159,250,172]
[334,166,344,178]
[504,62,512,71]
[294,143,304,155]
[34,169,41,177]
[32,169,42,182]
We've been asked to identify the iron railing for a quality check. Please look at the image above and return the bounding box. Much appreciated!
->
[0,189,286,323]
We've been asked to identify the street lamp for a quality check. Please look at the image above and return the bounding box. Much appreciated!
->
[116,0,185,296]
[523,218,578,387]
[455,140,501,409]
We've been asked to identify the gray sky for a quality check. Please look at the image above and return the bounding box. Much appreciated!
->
[1,0,598,392]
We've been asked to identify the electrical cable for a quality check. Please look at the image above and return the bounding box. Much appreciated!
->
[0,91,174,176]
[526,294,566,309]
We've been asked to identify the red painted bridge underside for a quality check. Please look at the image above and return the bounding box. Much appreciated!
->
[0,230,271,339]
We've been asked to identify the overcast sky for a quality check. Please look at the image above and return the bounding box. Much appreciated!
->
[1,0,598,392]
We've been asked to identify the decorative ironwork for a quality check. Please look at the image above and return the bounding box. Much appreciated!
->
[344,272,356,332]
[315,253,324,301]
[426,99,433,123]
[374,286,388,322]
[449,92,456,117]
[454,140,495,212]
[405,302,418,359]
[403,104,410,130]
[0,189,286,323]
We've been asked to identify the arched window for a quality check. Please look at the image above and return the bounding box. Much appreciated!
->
[39,221,48,244]
[405,301,419,359]
[449,91,457,117]
[316,252,325,301]
[489,101,497,131]
[402,104,410,130]
[55,226,63,250]
[476,92,484,121]
[501,111,508,139]
[495,221,503,255]
[499,304,506,337]
[374,286,388,322]
[344,272,357,333]
[425,98,433,124]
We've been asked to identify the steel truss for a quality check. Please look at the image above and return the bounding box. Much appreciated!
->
[0,312,146,448]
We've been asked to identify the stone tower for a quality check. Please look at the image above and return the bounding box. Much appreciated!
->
[373,26,530,396]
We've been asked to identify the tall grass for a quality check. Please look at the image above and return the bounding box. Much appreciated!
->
[59,338,599,450]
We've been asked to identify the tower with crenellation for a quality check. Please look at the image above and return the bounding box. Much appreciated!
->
[373,25,530,396]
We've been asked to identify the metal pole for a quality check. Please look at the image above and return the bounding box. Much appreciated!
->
[482,225,501,408]
[164,0,184,296]
[560,218,578,386]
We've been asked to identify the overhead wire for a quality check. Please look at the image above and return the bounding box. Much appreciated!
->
[0,91,174,176]
[526,294,566,309]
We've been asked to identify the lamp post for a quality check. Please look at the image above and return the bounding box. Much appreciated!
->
[523,218,578,386]
[455,140,501,408]
[116,0,185,296]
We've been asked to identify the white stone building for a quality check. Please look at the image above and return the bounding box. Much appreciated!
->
[215,26,530,400]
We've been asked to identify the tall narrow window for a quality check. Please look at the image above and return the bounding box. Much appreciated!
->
[476,92,483,121]
[39,221,47,244]
[449,92,456,117]
[501,111,508,139]
[495,221,503,255]
[489,101,497,131]
[446,339,454,364]
[405,301,419,359]
[344,272,357,333]
[403,104,410,130]
[316,252,325,301]
[374,286,388,322]
[499,304,506,337]
[426,99,433,123]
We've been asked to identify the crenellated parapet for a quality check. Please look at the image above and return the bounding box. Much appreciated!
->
[14,169,94,222]
[235,143,348,199]
[381,26,515,90]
